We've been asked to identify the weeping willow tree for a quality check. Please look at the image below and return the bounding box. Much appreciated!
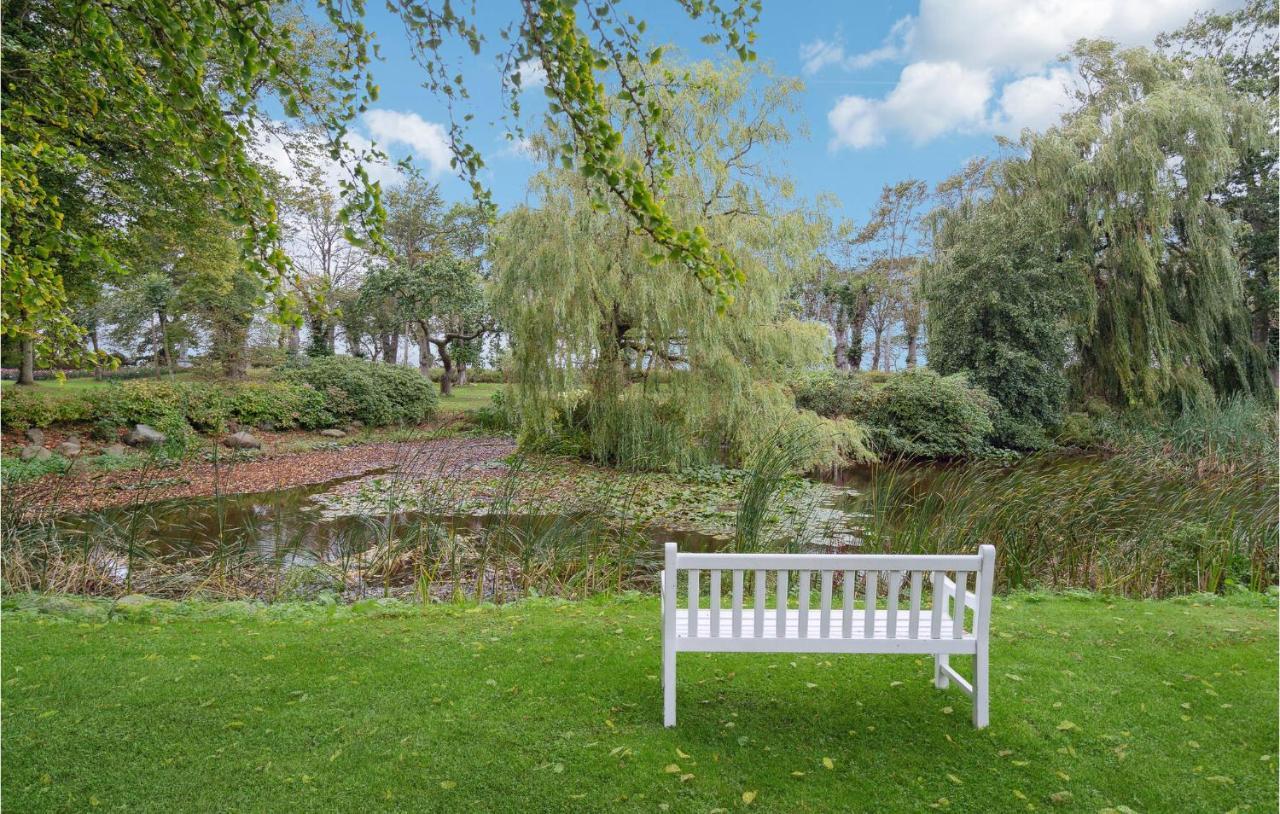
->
[1013,41,1272,410]
[493,60,870,472]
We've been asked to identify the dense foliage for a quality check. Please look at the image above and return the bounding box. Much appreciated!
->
[276,356,438,427]
[3,0,765,372]
[1,380,333,433]
[925,168,1082,449]
[494,60,870,471]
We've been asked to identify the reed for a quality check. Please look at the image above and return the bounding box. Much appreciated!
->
[854,453,1277,597]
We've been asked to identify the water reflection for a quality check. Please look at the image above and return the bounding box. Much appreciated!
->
[57,478,731,562]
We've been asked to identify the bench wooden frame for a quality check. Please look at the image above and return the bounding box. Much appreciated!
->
[660,543,996,728]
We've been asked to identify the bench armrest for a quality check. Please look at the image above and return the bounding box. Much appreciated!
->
[940,575,979,611]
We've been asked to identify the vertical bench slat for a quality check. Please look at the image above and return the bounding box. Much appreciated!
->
[930,570,944,640]
[709,570,721,638]
[753,570,766,638]
[842,571,854,638]
[862,571,878,638]
[953,571,967,639]
[775,570,789,638]
[819,571,833,639]
[731,570,744,638]
[797,571,811,638]
[885,571,901,639]
[688,569,700,638]
[908,571,923,639]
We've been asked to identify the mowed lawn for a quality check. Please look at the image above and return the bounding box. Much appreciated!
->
[435,381,502,415]
[2,593,1275,813]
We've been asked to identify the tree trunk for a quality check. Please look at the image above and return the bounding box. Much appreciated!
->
[417,329,434,376]
[904,317,920,369]
[380,332,397,364]
[156,311,176,375]
[848,298,869,370]
[436,344,453,396]
[90,325,103,379]
[869,325,883,371]
[17,337,35,385]
[456,359,468,387]
[832,308,849,371]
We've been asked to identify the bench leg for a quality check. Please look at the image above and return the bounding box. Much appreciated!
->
[933,654,950,689]
[663,646,676,727]
[972,644,989,729]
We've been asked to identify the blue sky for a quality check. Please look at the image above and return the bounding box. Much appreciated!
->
[311,0,1234,226]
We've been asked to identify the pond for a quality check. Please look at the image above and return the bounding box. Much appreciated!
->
[42,449,1277,599]
[56,474,739,562]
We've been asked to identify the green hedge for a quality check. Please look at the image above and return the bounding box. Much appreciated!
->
[792,369,997,460]
[2,358,442,434]
[0,388,95,429]
[866,369,995,459]
[275,356,437,426]
[791,372,876,420]
[2,380,335,434]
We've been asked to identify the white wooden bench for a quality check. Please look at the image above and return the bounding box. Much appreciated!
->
[661,543,996,728]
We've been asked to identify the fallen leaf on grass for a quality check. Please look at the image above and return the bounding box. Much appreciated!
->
[741,790,757,804]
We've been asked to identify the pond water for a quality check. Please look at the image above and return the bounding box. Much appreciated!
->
[57,475,737,561]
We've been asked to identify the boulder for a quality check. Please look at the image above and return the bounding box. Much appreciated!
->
[23,428,45,445]
[223,431,261,450]
[19,444,49,462]
[56,436,81,457]
[101,443,128,457]
[319,429,346,438]
[125,424,166,447]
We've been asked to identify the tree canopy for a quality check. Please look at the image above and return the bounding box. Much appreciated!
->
[2,0,765,373]
[928,37,1274,430]
[493,59,870,471]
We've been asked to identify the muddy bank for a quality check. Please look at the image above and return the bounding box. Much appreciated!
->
[7,436,516,514]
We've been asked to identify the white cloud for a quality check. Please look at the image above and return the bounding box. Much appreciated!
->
[988,68,1079,136]
[800,20,910,74]
[362,109,452,176]
[516,58,548,89]
[252,125,404,194]
[829,62,992,149]
[819,0,1233,149]
[498,136,537,160]
[907,0,1216,72]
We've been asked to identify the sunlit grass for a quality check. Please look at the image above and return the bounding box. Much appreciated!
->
[1,592,1275,812]
[435,382,502,414]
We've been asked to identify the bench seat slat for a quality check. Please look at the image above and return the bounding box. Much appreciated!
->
[709,570,721,638]
[674,609,969,640]
[731,570,743,638]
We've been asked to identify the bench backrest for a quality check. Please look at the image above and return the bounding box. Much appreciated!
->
[663,544,996,641]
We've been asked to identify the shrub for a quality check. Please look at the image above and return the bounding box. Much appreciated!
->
[0,389,94,430]
[277,356,437,427]
[791,372,876,420]
[471,388,518,434]
[225,383,333,430]
[865,369,995,459]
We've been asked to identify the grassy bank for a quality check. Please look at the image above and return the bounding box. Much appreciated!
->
[2,592,1275,812]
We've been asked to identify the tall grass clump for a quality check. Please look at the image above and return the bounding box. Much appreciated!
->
[856,453,1277,597]
[1087,395,1278,476]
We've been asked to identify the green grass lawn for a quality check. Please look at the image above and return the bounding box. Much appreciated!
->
[0,377,115,393]
[2,593,1275,813]
[436,381,501,415]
